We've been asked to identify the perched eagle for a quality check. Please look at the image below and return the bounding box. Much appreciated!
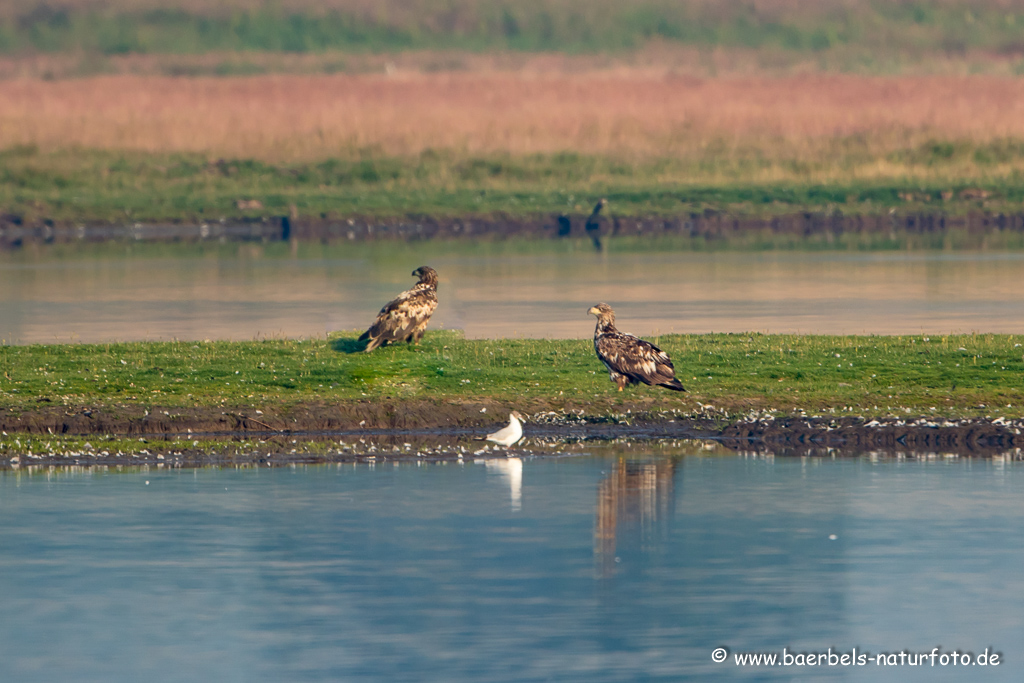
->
[588,303,685,392]
[359,266,438,352]
[584,198,607,251]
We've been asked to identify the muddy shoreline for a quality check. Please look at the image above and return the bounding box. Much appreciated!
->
[3,401,1023,469]
[3,210,1024,249]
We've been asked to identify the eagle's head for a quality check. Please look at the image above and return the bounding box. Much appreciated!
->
[588,303,617,333]
[594,198,607,212]
[588,302,615,322]
[412,266,438,287]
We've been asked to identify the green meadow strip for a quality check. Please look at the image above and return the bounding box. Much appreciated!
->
[2,331,1023,422]
[3,147,1024,224]
[4,1,1024,61]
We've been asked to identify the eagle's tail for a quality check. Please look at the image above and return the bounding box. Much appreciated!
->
[662,379,686,392]
[358,329,370,342]
[362,335,383,353]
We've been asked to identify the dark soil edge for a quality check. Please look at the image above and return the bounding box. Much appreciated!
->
[3,401,1023,469]
[4,210,1024,249]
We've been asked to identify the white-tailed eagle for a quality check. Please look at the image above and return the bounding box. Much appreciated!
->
[359,266,438,352]
[588,303,685,392]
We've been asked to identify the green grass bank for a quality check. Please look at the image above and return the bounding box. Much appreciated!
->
[3,331,1023,424]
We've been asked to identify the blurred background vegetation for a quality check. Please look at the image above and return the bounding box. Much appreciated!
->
[1,0,1023,73]
[3,1,1024,221]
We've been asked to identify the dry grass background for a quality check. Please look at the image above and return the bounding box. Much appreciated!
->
[4,71,1024,176]
[3,0,1024,220]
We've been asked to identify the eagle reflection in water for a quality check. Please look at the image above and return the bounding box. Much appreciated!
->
[594,458,677,578]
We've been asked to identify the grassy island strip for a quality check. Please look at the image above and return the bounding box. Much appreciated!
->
[2,331,1023,446]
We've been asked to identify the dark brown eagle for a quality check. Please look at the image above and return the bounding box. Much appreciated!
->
[588,303,685,392]
[584,198,607,251]
[359,266,438,352]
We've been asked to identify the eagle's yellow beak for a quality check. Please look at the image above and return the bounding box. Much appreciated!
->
[588,306,599,316]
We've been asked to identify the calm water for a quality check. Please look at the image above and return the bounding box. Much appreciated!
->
[4,242,1024,343]
[1,448,1022,682]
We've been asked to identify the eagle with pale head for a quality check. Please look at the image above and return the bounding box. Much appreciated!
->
[359,266,438,352]
[588,303,685,392]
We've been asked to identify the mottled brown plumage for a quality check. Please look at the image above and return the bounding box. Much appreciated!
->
[359,266,438,352]
[588,303,685,392]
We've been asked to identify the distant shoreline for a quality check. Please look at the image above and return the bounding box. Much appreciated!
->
[4,210,1024,250]
[5,72,1024,229]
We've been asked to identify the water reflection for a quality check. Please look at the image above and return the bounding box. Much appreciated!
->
[595,458,676,578]
[481,457,523,511]
[1,450,1023,682]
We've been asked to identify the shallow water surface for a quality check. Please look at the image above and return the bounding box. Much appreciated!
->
[0,448,1021,682]
[4,242,1024,342]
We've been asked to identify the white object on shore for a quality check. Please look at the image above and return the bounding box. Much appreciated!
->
[484,411,525,447]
